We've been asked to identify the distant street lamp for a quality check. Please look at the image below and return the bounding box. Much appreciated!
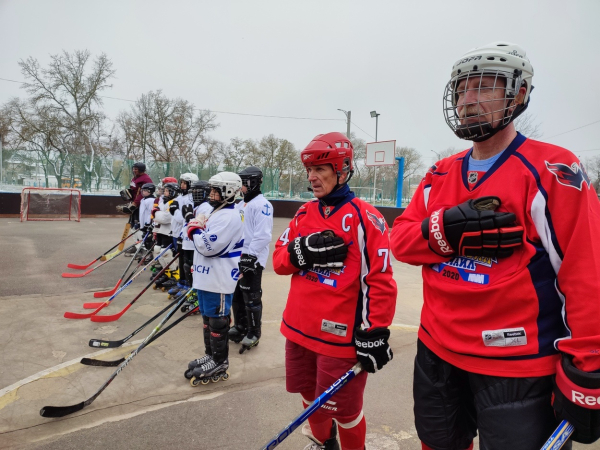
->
[370,111,380,142]
[337,109,351,137]
[430,149,441,160]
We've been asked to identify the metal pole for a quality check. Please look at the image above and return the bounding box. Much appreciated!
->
[395,157,405,208]
[346,111,351,137]
[289,164,292,198]
[372,114,379,203]
[0,134,3,187]
[375,115,378,142]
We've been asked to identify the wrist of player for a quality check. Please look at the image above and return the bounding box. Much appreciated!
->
[239,253,259,273]
[553,355,600,444]
[354,327,393,373]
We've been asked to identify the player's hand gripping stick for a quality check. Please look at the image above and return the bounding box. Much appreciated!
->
[354,327,393,373]
[421,196,523,258]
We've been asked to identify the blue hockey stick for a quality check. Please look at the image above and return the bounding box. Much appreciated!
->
[540,420,574,450]
[260,363,362,450]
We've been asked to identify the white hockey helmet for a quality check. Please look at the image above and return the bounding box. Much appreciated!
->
[208,171,242,205]
[443,41,534,142]
[179,172,199,194]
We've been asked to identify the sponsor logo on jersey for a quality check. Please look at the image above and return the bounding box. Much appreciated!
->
[209,234,217,242]
[467,171,478,184]
[231,268,240,281]
[366,210,386,235]
[545,160,591,191]
[262,204,271,216]
[446,256,497,271]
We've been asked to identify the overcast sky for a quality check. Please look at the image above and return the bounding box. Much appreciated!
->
[1,0,599,164]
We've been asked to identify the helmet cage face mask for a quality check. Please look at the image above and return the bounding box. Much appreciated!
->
[443,42,533,142]
[163,183,180,201]
[240,176,262,192]
[191,182,210,206]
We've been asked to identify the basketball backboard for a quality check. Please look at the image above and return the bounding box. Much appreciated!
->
[366,140,396,166]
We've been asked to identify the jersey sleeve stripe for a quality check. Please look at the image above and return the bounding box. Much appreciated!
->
[350,202,372,329]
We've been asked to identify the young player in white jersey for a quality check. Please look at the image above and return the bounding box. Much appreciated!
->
[136,183,156,263]
[167,173,199,297]
[152,182,179,290]
[184,172,244,386]
[229,166,273,353]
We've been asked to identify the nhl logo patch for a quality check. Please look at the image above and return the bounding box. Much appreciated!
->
[468,171,478,184]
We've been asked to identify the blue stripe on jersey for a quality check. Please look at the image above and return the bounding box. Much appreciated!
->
[282,317,354,347]
[527,245,568,356]
[219,251,242,258]
[513,151,565,261]
[350,201,372,326]
[461,132,527,190]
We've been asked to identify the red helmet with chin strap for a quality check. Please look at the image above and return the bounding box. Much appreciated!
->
[300,132,354,179]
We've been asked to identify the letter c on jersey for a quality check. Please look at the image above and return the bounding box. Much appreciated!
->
[342,213,353,232]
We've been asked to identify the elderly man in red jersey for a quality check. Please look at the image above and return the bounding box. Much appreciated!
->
[391,42,600,450]
[273,132,397,450]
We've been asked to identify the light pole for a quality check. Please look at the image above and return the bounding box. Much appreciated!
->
[337,109,351,137]
[370,110,380,142]
[431,149,441,160]
[370,111,381,203]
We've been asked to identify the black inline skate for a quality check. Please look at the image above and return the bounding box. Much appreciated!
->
[189,359,229,386]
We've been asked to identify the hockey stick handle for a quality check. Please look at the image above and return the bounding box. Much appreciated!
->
[93,229,139,263]
[261,363,362,450]
[540,420,574,450]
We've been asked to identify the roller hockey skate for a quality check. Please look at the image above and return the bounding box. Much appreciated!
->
[180,290,199,314]
[239,333,259,354]
[302,421,340,450]
[153,271,172,290]
[168,281,189,299]
[189,358,229,387]
[228,325,246,344]
[184,355,213,379]
[160,269,179,292]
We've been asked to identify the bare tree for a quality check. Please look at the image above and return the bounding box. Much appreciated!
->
[18,50,116,191]
[219,137,249,173]
[514,112,542,139]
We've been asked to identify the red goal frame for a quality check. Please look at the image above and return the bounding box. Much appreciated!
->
[20,187,82,222]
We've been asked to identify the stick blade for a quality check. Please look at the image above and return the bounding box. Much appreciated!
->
[64,303,105,319]
[40,402,85,418]
[83,302,105,309]
[90,311,124,323]
[61,272,87,278]
[89,338,123,348]
[92,280,120,298]
[80,357,123,367]
[67,262,94,270]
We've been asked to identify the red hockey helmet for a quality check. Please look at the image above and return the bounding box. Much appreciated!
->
[162,177,177,184]
[300,132,354,178]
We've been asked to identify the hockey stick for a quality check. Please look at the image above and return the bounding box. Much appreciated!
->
[66,229,138,270]
[260,363,363,450]
[40,292,189,418]
[61,240,142,278]
[90,252,180,322]
[100,222,132,261]
[540,420,574,450]
[91,232,153,299]
[63,245,173,319]
[88,297,181,349]
[82,292,196,366]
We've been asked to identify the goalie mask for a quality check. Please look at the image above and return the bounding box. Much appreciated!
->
[207,171,242,208]
[190,180,211,207]
[238,166,263,193]
[443,41,534,142]
[179,172,199,195]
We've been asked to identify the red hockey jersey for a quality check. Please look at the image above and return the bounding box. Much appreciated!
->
[391,133,600,377]
[273,194,397,359]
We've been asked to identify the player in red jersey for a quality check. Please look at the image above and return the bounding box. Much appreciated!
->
[391,41,600,449]
[273,132,397,450]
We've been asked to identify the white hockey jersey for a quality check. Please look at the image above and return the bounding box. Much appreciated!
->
[182,202,212,251]
[171,193,193,240]
[139,196,155,228]
[191,204,244,294]
[153,197,172,236]
[235,194,273,268]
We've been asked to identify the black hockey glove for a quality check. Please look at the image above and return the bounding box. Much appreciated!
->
[181,204,194,223]
[169,200,179,216]
[119,188,133,202]
[354,328,393,373]
[239,253,259,274]
[421,196,523,258]
[287,230,348,270]
[553,355,600,444]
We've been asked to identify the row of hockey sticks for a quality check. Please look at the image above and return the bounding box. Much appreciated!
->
[63,244,173,319]
[88,252,181,323]
[65,229,138,271]
[541,420,574,450]
[88,235,155,301]
[40,288,192,418]
[61,239,142,279]
[84,291,197,366]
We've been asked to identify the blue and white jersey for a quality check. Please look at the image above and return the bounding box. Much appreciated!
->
[171,193,193,240]
[191,204,244,294]
[182,202,212,251]
[139,196,155,228]
[235,193,273,268]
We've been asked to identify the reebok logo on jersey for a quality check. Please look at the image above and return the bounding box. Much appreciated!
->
[429,209,453,254]
[355,338,385,348]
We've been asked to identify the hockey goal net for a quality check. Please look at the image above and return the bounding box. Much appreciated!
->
[20,187,81,222]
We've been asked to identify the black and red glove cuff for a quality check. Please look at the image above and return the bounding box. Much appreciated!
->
[421,208,455,257]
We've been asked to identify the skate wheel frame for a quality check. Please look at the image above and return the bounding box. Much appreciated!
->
[189,372,229,387]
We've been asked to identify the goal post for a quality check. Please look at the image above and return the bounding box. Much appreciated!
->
[20,187,82,222]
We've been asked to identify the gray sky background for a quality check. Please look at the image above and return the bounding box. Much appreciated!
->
[1,0,599,164]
